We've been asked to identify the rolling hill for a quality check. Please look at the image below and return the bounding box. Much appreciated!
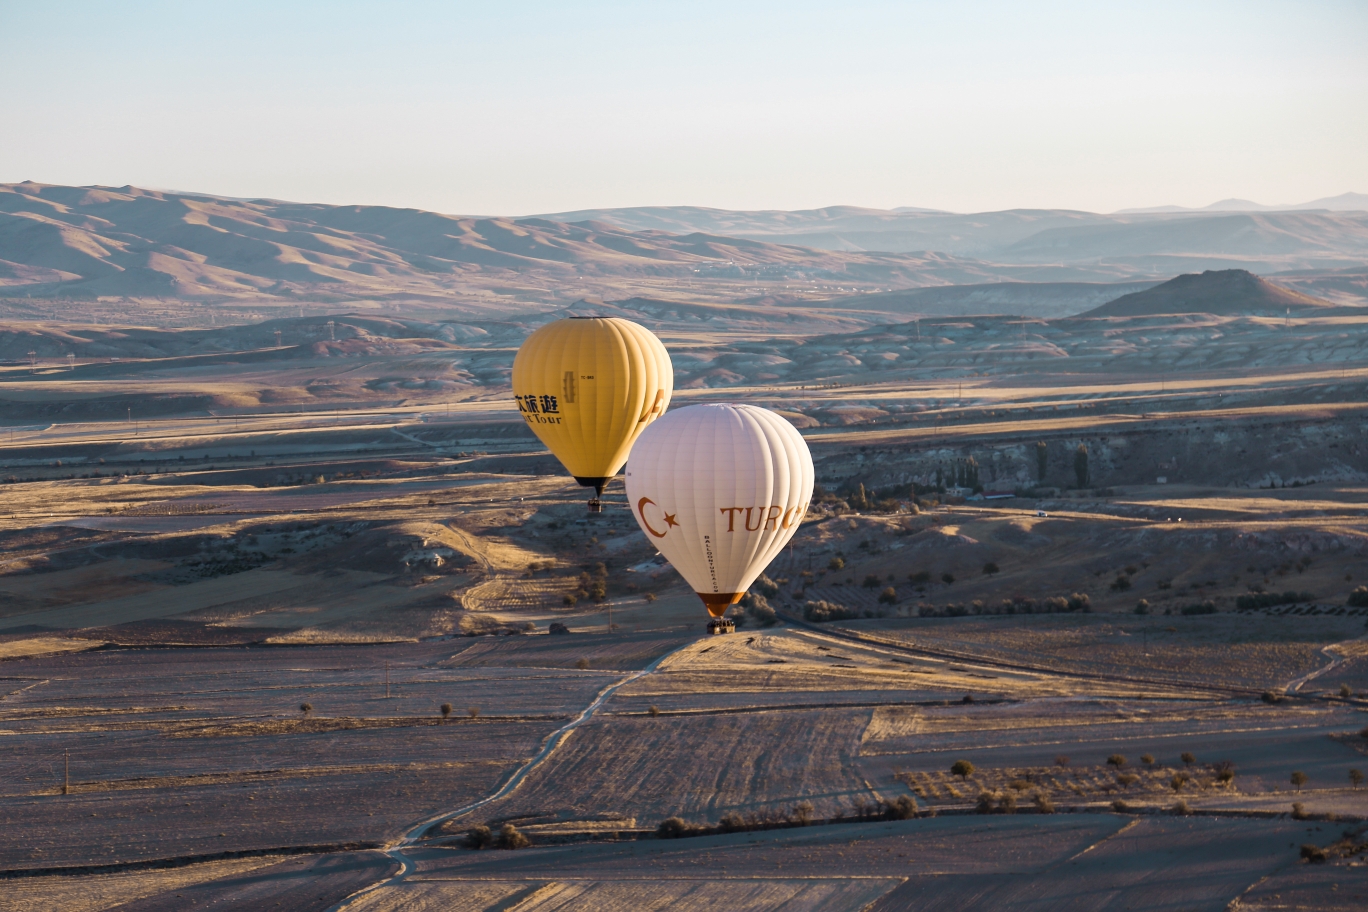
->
[0,183,1062,306]
[1081,269,1330,317]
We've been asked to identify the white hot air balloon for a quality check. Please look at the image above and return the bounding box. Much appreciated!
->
[625,403,815,633]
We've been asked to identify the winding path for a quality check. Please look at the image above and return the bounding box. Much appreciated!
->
[326,641,688,911]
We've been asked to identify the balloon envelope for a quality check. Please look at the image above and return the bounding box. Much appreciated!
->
[512,317,673,494]
[625,404,814,617]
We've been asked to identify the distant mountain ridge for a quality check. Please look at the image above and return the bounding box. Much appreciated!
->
[1118,192,1368,214]
[1081,269,1330,318]
[0,183,1051,304]
[2,183,1365,314]
[535,203,1368,271]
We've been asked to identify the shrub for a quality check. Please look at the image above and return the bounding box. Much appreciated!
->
[1347,586,1368,607]
[1261,691,1284,704]
[983,562,999,575]
[1033,792,1055,814]
[1074,444,1089,488]
[942,573,956,585]
[885,796,917,820]
[1290,771,1307,792]
[753,574,779,598]
[741,592,777,626]
[828,556,845,571]
[1054,756,1070,768]
[644,592,657,603]
[1107,754,1126,769]
[563,594,578,606]
[862,574,883,589]
[951,759,975,780]
[976,792,996,814]
[716,811,748,833]
[999,792,1017,814]
[1111,799,1131,813]
[1291,802,1308,820]
[300,703,313,717]
[1140,754,1155,767]
[575,658,590,670]
[1181,752,1195,766]
[803,600,858,622]
[468,706,480,718]
[792,801,814,825]
[1171,800,1190,816]
[1238,590,1315,610]
[498,824,530,849]
[1170,773,1189,792]
[1181,601,1217,616]
[1213,760,1235,785]
[1350,768,1364,790]
[1301,843,1327,862]
[440,703,452,720]
[1117,774,1139,787]
[878,587,897,605]
[1134,600,1149,615]
[1339,683,1351,699]
[1067,592,1091,612]
[466,825,493,849]
[1110,575,1131,592]
[648,705,661,717]
[657,817,692,838]
[908,570,931,584]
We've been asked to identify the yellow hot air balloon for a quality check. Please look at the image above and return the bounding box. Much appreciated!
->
[512,317,673,511]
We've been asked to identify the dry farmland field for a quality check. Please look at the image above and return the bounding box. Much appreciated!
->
[4,294,1368,910]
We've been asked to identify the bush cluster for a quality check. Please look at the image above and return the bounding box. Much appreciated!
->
[465,823,530,850]
[1236,591,1314,610]
[1347,586,1368,607]
[1180,601,1218,616]
[804,600,880,622]
[738,591,777,626]
[916,593,1089,618]
[657,802,820,839]
[975,791,1018,814]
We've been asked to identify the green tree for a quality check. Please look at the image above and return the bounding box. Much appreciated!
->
[440,703,452,721]
[1291,770,1307,792]
[1036,441,1048,482]
[1107,754,1126,769]
[951,759,975,780]
[1074,444,1089,488]
[1350,768,1363,789]
[300,702,312,718]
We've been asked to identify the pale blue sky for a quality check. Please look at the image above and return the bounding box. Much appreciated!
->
[2,1,1365,214]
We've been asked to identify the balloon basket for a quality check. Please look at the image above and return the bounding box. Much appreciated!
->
[706,618,735,635]
[587,498,603,513]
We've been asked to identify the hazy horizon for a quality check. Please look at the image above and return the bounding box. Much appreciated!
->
[2,1,1366,216]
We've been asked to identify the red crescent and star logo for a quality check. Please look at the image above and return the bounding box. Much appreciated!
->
[636,497,679,538]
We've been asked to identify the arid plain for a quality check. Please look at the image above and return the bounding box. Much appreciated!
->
[2,186,1368,910]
